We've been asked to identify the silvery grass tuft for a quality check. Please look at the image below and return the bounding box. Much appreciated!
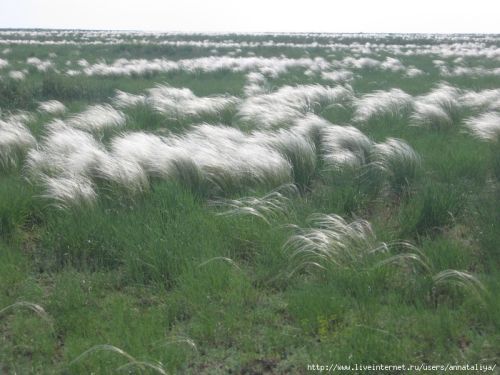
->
[38,100,67,115]
[110,125,292,195]
[411,102,453,129]
[27,124,109,178]
[41,174,97,208]
[211,184,297,225]
[109,131,182,178]
[460,89,500,111]
[67,104,126,131]
[406,67,424,77]
[108,131,198,191]
[8,70,25,80]
[411,83,462,129]
[369,138,421,195]
[377,250,488,305]
[353,88,414,123]
[237,84,354,128]
[0,118,36,169]
[243,72,268,97]
[321,125,373,170]
[112,90,147,108]
[0,58,9,69]
[285,214,386,272]
[27,57,54,72]
[26,125,110,206]
[291,113,332,145]
[321,69,354,83]
[252,129,317,191]
[175,124,292,193]
[27,123,297,206]
[432,269,488,305]
[147,84,239,120]
[82,55,330,78]
[285,214,488,305]
[464,112,500,142]
[340,56,381,70]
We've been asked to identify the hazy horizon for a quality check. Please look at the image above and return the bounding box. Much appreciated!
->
[1,0,499,34]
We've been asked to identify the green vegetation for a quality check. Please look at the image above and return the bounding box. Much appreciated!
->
[1,31,499,374]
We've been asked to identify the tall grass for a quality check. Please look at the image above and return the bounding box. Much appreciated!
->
[1,31,500,373]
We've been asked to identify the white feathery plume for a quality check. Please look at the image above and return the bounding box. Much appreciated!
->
[464,112,500,142]
[353,88,414,123]
[67,104,126,131]
[112,90,146,108]
[38,100,67,115]
[285,214,383,270]
[8,70,25,80]
[0,118,36,168]
[147,85,239,119]
[411,83,461,128]
[237,84,353,128]
[321,125,373,170]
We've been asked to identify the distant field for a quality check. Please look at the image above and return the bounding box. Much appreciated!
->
[0,30,499,374]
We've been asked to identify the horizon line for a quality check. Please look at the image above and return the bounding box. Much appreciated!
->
[1,27,499,36]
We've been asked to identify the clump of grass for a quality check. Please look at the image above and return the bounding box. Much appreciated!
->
[464,112,500,143]
[398,182,465,237]
[148,84,239,120]
[321,125,373,170]
[353,88,414,123]
[369,138,421,196]
[256,129,318,192]
[432,269,488,305]
[411,83,462,129]
[40,174,97,209]
[237,84,353,128]
[460,88,500,111]
[26,124,110,206]
[37,99,66,115]
[411,102,453,129]
[211,184,297,225]
[112,89,146,108]
[0,117,36,170]
[463,112,500,179]
[285,214,385,273]
[67,103,126,132]
[378,255,489,307]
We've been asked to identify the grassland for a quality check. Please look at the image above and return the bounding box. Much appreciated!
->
[0,31,499,374]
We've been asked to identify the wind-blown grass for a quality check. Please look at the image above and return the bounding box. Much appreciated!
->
[211,184,296,225]
[321,125,373,170]
[353,88,413,123]
[464,112,500,142]
[369,138,421,195]
[411,83,462,129]
[148,84,239,120]
[37,100,67,115]
[255,129,317,191]
[0,117,36,169]
[285,214,384,272]
[2,31,500,373]
[67,104,126,131]
[237,84,353,128]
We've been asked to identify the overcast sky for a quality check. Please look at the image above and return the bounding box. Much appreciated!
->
[1,0,499,34]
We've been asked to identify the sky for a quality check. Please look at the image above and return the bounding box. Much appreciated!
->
[0,0,499,34]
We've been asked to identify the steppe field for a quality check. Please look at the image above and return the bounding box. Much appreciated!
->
[0,30,499,373]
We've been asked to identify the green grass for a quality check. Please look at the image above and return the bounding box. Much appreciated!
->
[1,32,499,373]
